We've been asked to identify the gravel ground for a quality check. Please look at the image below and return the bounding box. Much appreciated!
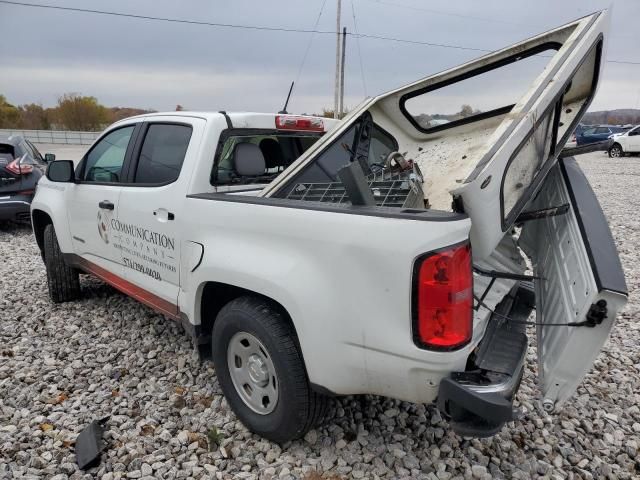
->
[1,152,638,480]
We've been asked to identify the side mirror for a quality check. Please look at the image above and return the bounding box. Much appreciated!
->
[44,153,56,163]
[46,160,75,183]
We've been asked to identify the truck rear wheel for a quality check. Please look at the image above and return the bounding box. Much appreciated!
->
[211,296,328,443]
[43,224,80,303]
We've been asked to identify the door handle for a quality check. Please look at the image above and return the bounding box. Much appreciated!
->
[153,208,175,221]
[99,200,114,210]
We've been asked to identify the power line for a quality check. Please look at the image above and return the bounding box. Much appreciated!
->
[350,0,368,96]
[0,0,492,53]
[294,0,328,85]
[1,0,638,66]
[0,0,328,34]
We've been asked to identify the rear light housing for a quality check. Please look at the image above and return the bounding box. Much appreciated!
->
[5,157,33,175]
[275,115,324,132]
[412,242,473,351]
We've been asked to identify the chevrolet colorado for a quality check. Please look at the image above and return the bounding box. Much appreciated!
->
[31,11,627,442]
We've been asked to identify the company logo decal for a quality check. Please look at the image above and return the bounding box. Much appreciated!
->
[97,209,113,244]
[101,216,178,282]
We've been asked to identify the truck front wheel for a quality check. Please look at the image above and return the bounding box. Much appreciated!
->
[211,296,328,443]
[609,143,624,158]
[43,224,80,303]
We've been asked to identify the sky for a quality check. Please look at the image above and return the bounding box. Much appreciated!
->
[1,0,639,115]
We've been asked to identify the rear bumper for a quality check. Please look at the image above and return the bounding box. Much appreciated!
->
[0,193,32,221]
[437,284,533,437]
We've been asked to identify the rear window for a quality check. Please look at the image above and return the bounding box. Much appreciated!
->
[211,131,322,185]
[273,114,398,198]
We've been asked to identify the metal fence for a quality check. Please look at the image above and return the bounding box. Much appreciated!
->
[0,129,100,145]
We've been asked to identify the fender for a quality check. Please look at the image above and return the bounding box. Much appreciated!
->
[183,239,351,390]
[31,178,74,253]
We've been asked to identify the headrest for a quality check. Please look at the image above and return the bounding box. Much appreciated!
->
[233,142,266,176]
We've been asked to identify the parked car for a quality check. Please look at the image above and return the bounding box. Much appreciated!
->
[576,125,630,145]
[31,10,627,443]
[609,125,640,157]
[565,123,587,149]
[0,135,53,222]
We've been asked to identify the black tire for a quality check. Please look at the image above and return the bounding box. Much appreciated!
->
[43,224,80,303]
[211,296,329,443]
[609,143,623,158]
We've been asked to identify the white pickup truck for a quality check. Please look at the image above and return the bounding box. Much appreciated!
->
[32,10,627,442]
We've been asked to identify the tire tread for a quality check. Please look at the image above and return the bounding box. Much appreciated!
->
[43,224,80,303]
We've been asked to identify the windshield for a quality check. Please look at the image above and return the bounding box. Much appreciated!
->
[212,131,321,185]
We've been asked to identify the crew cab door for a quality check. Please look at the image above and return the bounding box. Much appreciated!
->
[116,118,203,317]
[518,158,627,409]
[67,124,139,273]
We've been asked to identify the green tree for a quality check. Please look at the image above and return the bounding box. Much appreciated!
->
[0,95,20,128]
[55,93,109,131]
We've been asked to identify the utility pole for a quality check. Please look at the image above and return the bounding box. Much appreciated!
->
[333,0,341,119]
[339,27,346,118]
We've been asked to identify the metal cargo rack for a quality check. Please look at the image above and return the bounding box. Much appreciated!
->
[287,166,426,209]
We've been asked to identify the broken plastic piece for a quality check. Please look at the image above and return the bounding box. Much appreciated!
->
[75,416,109,470]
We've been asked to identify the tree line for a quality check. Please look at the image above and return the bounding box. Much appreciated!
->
[582,109,640,126]
[0,93,156,131]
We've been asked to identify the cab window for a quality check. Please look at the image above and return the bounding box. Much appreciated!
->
[82,126,135,183]
[134,124,192,184]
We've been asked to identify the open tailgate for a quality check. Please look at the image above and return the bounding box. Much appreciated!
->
[518,158,627,410]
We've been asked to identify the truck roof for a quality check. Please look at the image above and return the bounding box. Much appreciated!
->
[118,111,340,131]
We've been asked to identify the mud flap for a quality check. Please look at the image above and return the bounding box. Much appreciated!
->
[518,158,627,410]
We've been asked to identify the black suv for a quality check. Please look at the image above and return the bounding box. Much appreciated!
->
[0,135,53,222]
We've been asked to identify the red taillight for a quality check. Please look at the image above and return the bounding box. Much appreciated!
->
[5,158,33,175]
[413,242,473,350]
[275,115,324,132]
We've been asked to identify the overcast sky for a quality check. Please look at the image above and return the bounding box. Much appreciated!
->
[1,0,638,115]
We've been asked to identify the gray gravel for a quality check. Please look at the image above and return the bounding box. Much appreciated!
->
[1,152,639,479]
